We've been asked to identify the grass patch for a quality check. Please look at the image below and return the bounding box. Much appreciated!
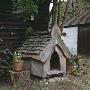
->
[81,53,90,59]
[80,53,90,59]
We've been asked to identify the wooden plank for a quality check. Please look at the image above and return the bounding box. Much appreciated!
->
[47,70,64,76]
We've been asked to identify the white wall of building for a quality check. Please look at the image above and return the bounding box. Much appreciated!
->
[61,27,78,55]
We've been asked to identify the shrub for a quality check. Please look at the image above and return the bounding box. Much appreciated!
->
[0,48,13,80]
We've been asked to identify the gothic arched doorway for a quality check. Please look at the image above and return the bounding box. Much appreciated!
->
[50,51,60,70]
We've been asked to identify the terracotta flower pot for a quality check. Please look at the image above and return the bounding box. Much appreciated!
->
[66,64,73,74]
[13,62,23,71]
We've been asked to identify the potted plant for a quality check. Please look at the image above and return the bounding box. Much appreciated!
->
[66,58,74,74]
[13,52,23,71]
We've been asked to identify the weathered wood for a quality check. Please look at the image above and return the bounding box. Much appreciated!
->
[47,70,64,76]
[53,0,58,25]
[0,29,25,51]
[60,0,70,32]
[9,70,30,87]
[18,25,72,78]
[78,25,90,53]
[57,0,61,26]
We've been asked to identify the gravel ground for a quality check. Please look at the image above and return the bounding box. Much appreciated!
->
[0,55,90,90]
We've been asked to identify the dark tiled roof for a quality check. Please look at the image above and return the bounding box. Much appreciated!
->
[18,31,51,54]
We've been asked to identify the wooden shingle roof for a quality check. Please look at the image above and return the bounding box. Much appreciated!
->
[18,25,72,62]
[18,31,51,55]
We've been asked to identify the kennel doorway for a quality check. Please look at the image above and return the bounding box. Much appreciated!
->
[50,51,60,70]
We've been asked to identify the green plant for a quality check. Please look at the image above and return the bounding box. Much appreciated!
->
[11,0,47,20]
[13,52,22,63]
[66,58,74,65]
[0,48,13,80]
[12,0,38,20]
[69,55,81,76]
[72,67,81,76]
[0,48,13,70]
[68,9,77,17]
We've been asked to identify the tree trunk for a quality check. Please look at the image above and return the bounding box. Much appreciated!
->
[60,0,70,32]
[57,0,61,26]
[53,0,58,25]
